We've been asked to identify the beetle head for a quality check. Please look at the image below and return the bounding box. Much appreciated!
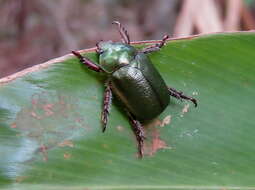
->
[97,41,137,73]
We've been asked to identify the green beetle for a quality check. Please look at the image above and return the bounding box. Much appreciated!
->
[72,21,197,158]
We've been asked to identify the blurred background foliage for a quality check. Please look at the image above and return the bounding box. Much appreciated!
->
[0,0,255,78]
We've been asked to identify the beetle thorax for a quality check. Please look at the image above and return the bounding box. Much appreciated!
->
[98,41,137,73]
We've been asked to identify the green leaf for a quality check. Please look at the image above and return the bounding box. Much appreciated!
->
[0,32,255,190]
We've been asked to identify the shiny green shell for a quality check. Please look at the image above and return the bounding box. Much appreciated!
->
[98,42,169,121]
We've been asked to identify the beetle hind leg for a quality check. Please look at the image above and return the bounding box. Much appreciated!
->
[102,83,113,132]
[141,35,169,54]
[127,112,145,158]
[168,87,197,107]
[112,21,130,44]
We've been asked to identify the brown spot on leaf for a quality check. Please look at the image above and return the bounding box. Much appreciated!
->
[11,123,17,128]
[102,144,109,149]
[180,104,190,117]
[58,140,74,148]
[91,95,98,100]
[15,176,28,183]
[39,144,48,161]
[160,115,171,127]
[151,119,162,127]
[182,104,190,114]
[43,103,54,116]
[75,117,84,124]
[31,94,39,106]
[64,153,72,159]
[116,125,124,132]
[13,92,88,161]
[144,127,168,156]
[30,111,41,119]
[143,119,169,156]
[150,130,168,156]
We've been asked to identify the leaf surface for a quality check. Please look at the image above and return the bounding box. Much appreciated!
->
[0,32,255,190]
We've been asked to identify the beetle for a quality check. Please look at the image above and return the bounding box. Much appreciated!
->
[72,21,197,158]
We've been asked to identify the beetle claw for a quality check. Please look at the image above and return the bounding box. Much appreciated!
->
[168,87,198,107]
[191,98,198,107]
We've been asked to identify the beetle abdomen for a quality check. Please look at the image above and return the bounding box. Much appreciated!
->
[111,55,169,121]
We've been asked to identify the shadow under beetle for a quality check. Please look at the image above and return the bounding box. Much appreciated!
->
[72,21,197,158]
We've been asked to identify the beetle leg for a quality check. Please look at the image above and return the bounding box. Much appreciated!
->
[102,83,113,132]
[168,87,198,107]
[127,112,145,158]
[141,35,169,54]
[72,51,104,72]
[112,21,130,44]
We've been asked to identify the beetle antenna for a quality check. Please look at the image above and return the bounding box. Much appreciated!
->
[112,21,130,44]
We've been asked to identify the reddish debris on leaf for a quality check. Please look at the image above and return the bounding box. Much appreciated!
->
[143,119,169,156]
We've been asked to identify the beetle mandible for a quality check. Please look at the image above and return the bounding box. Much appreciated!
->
[72,21,197,158]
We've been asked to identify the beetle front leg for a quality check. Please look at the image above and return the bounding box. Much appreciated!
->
[141,35,169,54]
[72,51,103,72]
[102,83,113,132]
[168,87,198,107]
[127,112,145,158]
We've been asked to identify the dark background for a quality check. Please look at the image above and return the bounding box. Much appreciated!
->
[0,0,254,77]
